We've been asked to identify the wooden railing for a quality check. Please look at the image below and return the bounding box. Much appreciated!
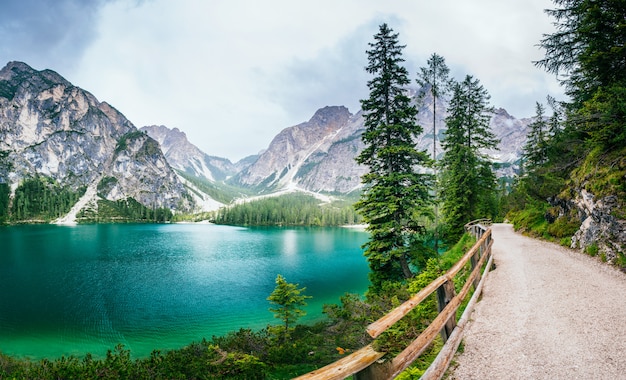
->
[295,221,494,380]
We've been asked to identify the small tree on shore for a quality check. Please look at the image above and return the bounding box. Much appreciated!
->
[267,274,311,339]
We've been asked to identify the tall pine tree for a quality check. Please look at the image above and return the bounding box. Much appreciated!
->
[536,0,626,151]
[356,24,432,289]
[522,102,549,172]
[416,53,453,252]
[440,75,499,239]
[416,53,454,162]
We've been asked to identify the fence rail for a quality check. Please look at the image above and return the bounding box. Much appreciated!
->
[295,221,494,380]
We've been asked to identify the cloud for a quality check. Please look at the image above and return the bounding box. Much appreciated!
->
[262,20,376,120]
[1,0,565,161]
[0,0,116,71]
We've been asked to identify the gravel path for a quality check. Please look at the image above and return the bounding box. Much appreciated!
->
[448,223,626,380]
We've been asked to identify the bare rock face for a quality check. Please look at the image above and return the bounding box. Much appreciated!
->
[232,105,363,192]
[141,125,240,181]
[570,189,626,264]
[0,61,193,215]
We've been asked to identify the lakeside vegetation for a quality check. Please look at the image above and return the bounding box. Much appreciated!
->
[0,176,86,224]
[0,233,477,379]
[212,193,362,227]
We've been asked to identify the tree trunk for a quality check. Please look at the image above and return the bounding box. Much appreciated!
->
[400,255,414,279]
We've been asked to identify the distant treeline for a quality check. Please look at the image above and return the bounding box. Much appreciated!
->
[213,193,362,226]
[78,198,173,223]
[0,176,173,224]
[0,177,85,223]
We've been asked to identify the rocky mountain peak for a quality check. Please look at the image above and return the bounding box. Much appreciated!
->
[231,104,357,191]
[308,105,352,126]
[141,125,238,182]
[0,62,72,100]
[0,62,194,221]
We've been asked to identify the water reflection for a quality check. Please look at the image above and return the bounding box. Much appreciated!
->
[0,224,369,359]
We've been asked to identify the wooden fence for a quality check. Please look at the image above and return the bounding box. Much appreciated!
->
[295,221,494,380]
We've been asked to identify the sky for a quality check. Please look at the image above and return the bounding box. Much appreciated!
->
[1,0,565,162]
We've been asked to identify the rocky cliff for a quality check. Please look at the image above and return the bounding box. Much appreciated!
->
[0,61,193,221]
[231,106,365,193]
[569,189,626,263]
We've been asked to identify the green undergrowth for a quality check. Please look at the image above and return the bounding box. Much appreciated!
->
[507,201,580,247]
[568,145,626,219]
[370,233,479,376]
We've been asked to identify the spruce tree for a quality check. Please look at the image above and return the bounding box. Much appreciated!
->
[416,53,453,253]
[440,75,499,239]
[536,0,626,150]
[356,24,432,289]
[522,102,549,172]
[267,274,311,339]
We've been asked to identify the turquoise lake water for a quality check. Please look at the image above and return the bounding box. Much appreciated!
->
[0,224,370,359]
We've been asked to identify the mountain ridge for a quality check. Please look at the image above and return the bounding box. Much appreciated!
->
[0,61,534,222]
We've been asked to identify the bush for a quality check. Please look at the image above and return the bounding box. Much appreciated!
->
[586,243,599,257]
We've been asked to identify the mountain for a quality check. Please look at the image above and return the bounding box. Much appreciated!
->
[228,91,532,195]
[231,106,367,193]
[140,125,241,181]
[0,61,194,222]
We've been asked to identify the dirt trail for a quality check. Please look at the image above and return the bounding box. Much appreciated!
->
[448,223,626,380]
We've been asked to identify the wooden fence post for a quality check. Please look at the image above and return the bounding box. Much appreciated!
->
[436,280,457,342]
[470,250,481,290]
[355,359,393,380]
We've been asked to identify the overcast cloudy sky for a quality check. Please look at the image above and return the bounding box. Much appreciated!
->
[1,0,564,161]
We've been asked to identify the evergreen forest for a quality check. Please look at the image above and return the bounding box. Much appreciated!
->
[212,193,361,226]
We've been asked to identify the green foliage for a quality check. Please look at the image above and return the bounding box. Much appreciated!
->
[508,2,625,258]
[356,23,433,289]
[323,293,377,349]
[508,201,549,235]
[523,102,550,171]
[546,215,580,239]
[268,275,312,336]
[214,193,361,226]
[370,233,476,375]
[0,182,10,224]
[536,0,626,108]
[80,198,173,223]
[585,243,599,257]
[10,176,86,222]
[115,130,146,153]
[569,145,626,218]
[1,342,269,380]
[440,75,499,241]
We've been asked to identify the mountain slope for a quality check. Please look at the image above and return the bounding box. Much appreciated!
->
[141,125,240,181]
[0,61,193,222]
[231,106,358,192]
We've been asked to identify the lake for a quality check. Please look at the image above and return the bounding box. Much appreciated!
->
[0,223,370,359]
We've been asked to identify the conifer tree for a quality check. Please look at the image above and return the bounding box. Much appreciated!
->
[536,0,626,150]
[416,53,453,253]
[522,102,549,172]
[356,24,432,289]
[440,75,499,239]
[416,53,454,162]
[267,274,311,338]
